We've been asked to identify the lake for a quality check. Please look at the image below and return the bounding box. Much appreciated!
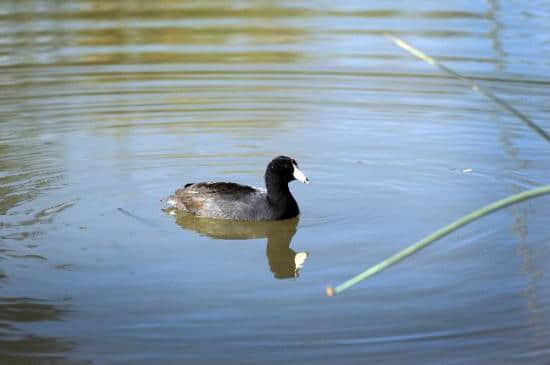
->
[1,1,550,364]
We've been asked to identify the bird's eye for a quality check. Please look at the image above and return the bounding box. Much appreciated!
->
[291,159,297,166]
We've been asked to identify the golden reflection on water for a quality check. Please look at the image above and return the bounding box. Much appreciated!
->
[3,0,310,66]
[0,297,89,364]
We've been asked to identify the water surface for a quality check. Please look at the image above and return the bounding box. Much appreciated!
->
[1,1,550,364]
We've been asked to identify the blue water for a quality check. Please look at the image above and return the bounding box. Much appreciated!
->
[1,1,550,364]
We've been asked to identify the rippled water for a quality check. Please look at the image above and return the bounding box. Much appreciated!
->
[1,1,550,364]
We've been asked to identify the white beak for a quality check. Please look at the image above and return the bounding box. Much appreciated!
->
[294,252,308,269]
[292,164,309,184]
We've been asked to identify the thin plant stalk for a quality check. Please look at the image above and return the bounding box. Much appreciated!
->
[327,185,550,296]
[385,34,550,142]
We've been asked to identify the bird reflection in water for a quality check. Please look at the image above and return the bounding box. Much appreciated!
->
[170,213,308,279]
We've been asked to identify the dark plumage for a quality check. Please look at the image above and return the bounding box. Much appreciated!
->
[167,156,309,221]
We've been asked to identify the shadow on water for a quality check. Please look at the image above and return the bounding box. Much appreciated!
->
[172,214,308,279]
[0,297,90,365]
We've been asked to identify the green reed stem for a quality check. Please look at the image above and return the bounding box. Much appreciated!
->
[385,34,550,142]
[327,185,550,296]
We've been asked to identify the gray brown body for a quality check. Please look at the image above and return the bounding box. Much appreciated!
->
[168,182,299,221]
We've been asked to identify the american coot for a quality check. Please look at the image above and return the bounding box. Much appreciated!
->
[167,156,309,221]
